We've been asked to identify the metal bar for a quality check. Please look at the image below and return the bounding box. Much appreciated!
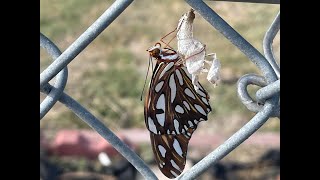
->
[185,0,278,84]
[40,0,134,87]
[237,74,279,117]
[237,74,266,112]
[256,79,280,102]
[40,33,68,119]
[178,102,275,179]
[177,1,280,178]
[40,83,158,180]
[263,12,280,78]
[205,0,280,4]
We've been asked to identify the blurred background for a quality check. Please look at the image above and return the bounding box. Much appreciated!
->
[40,0,280,179]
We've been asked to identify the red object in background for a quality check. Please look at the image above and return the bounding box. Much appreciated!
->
[43,130,136,159]
[40,129,279,159]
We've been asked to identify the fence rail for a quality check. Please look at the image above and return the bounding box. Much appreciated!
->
[40,0,280,179]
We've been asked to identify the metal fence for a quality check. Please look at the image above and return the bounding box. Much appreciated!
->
[40,0,280,179]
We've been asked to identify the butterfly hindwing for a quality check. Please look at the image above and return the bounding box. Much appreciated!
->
[149,129,196,178]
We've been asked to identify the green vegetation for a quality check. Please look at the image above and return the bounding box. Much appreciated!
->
[40,1,280,134]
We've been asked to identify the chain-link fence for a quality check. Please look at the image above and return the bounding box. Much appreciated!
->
[40,0,280,179]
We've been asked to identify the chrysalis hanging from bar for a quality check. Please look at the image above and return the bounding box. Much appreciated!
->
[176,9,221,91]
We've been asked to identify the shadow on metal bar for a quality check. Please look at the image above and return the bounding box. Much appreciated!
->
[40,0,279,179]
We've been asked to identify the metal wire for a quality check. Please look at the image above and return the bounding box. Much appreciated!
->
[237,74,266,111]
[263,12,280,79]
[40,33,68,119]
[40,0,134,87]
[40,83,158,180]
[186,0,278,84]
[178,0,280,178]
[256,79,280,102]
[177,102,275,179]
[237,74,280,117]
[40,0,280,179]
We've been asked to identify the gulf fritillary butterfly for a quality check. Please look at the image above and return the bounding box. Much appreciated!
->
[144,42,212,178]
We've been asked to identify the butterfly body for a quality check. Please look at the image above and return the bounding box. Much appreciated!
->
[145,43,212,178]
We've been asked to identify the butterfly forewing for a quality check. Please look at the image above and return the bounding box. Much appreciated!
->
[144,61,211,136]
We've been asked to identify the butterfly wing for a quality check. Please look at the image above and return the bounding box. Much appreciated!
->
[149,132,194,178]
[144,60,212,178]
[144,61,212,136]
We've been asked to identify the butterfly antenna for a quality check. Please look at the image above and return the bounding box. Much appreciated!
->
[140,56,152,101]
[160,28,177,50]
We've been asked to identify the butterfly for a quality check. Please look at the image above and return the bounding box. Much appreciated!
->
[144,42,212,178]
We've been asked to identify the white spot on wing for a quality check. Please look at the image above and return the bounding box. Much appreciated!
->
[159,62,174,79]
[148,117,157,134]
[175,69,184,85]
[156,113,165,126]
[170,159,181,171]
[188,120,193,127]
[183,101,190,110]
[201,97,209,105]
[173,138,183,156]
[194,104,206,116]
[175,105,184,114]
[160,54,178,60]
[184,125,188,131]
[170,170,179,178]
[184,88,196,99]
[169,74,176,103]
[156,94,165,111]
[158,145,166,158]
[159,163,163,168]
[174,119,180,134]
[197,89,206,97]
[155,81,164,92]
[194,120,199,124]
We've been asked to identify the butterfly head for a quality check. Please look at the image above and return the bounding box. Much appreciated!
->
[147,42,162,59]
